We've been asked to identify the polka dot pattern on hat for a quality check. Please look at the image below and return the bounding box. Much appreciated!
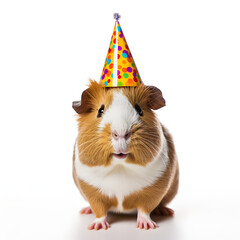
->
[100,21,141,87]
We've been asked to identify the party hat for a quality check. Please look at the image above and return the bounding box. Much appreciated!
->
[100,13,142,87]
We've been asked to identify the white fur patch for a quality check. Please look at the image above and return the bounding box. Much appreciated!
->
[93,216,106,223]
[99,91,140,154]
[99,91,140,135]
[74,126,169,213]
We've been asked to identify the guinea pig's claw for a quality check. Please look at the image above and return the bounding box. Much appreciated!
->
[88,217,110,230]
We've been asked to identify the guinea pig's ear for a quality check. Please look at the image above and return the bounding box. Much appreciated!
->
[148,86,166,110]
[72,88,92,114]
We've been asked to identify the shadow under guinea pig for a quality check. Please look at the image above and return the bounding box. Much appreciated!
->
[72,210,181,240]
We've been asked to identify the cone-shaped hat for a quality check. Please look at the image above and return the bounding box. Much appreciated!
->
[100,13,142,87]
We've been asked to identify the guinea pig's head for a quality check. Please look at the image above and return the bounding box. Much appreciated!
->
[73,80,165,167]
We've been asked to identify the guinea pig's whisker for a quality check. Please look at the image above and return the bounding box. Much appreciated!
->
[142,143,159,154]
[144,139,160,152]
[131,138,156,147]
[78,139,93,145]
[79,141,95,150]
[141,140,159,154]
[139,134,160,141]
[132,142,156,159]
[132,137,160,151]
[78,140,96,149]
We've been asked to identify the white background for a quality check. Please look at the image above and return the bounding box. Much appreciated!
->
[0,0,240,239]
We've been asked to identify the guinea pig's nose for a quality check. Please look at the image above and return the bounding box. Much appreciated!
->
[112,131,130,140]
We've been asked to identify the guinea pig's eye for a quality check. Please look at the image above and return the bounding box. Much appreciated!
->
[97,104,105,118]
[135,104,143,116]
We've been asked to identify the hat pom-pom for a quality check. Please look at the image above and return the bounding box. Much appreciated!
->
[113,13,121,21]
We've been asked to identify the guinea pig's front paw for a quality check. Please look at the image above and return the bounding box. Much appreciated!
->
[136,210,158,230]
[88,216,110,230]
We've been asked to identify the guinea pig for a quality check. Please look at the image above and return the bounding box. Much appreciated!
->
[72,80,179,230]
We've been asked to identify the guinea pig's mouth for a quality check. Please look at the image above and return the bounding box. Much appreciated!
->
[112,153,128,159]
